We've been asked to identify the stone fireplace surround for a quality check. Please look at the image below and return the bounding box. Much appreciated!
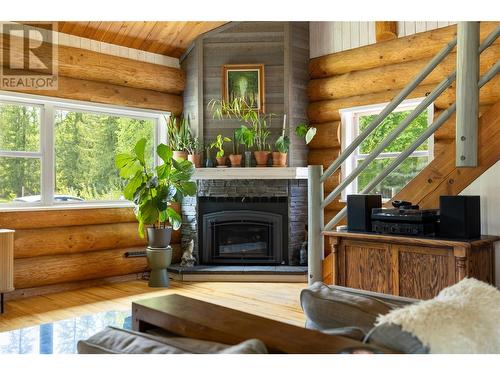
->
[181,176,308,267]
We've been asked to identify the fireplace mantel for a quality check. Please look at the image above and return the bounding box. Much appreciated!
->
[192,167,308,180]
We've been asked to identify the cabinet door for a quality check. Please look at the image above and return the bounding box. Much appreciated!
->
[339,240,391,294]
[393,245,455,299]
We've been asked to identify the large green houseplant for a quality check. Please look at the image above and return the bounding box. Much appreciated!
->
[115,138,197,247]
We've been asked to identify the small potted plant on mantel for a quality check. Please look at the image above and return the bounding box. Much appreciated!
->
[210,134,231,167]
[115,138,197,247]
[166,115,190,161]
[186,134,202,168]
[229,129,243,167]
[272,115,290,167]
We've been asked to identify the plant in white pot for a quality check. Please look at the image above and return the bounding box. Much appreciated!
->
[115,138,197,248]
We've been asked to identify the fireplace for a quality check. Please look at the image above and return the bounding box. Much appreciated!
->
[198,197,288,265]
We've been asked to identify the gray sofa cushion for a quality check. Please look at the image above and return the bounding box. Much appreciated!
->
[364,323,428,354]
[319,326,366,341]
[77,326,267,354]
[300,282,416,334]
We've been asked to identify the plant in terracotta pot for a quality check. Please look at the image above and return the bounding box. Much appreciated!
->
[273,136,290,167]
[229,128,246,167]
[210,134,231,168]
[186,136,202,168]
[115,138,197,248]
[272,115,290,167]
[249,115,272,167]
[166,115,190,161]
[235,99,274,167]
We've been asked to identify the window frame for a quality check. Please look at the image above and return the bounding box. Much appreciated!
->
[339,98,434,201]
[0,90,168,210]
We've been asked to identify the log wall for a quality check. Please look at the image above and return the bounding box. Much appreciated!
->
[0,31,186,298]
[1,34,185,114]
[0,205,182,296]
[307,22,500,223]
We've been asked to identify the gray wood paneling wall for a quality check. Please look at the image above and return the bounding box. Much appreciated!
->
[181,21,309,166]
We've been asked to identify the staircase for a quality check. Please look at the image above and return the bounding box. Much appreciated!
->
[307,22,500,285]
[392,100,500,209]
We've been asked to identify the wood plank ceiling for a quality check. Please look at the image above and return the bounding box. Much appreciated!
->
[56,21,227,58]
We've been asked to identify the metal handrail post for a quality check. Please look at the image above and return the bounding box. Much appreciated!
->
[320,38,458,183]
[321,72,456,209]
[322,62,500,231]
[307,165,324,284]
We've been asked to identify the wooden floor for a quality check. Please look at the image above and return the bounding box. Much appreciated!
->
[0,280,307,332]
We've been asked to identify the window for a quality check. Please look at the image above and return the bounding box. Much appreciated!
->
[0,92,167,208]
[340,98,433,201]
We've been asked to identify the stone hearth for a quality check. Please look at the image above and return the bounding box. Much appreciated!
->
[181,178,308,266]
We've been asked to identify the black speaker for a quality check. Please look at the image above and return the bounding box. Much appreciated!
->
[439,195,481,239]
[347,194,382,232]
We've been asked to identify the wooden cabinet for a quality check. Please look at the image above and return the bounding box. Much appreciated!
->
[323,231,498,299]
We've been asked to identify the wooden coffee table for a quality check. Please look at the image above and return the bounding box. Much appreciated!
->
[132,294,391,354]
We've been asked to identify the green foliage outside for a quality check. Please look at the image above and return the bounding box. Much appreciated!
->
[54,111,154,201]
[0,103,156,203]
[0,104,41,202]
[356,110,429,198]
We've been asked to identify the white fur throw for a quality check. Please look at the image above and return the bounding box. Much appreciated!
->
[376,278,500,353]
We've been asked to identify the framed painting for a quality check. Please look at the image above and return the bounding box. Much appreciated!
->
[222,64,265,112]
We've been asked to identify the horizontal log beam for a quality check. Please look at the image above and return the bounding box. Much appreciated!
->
[14,247,149,289]
[434,75,500,110]
[308,85,435,123]
[0,207,136,230]
[308,147,340,167]
[1,34,185,95]
[308,44,499,102]
[6,273,142,301]
[14,223,144,258]
[308,121,341,149]
[309,22,498,79]
[4,76,183,115]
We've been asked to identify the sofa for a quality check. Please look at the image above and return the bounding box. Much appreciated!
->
[78,278,499,354]
[78,284,420,354]
[301,278,500,354]
[300,283,427,353]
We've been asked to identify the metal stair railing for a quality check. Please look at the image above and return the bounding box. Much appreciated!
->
[307,23,500,284]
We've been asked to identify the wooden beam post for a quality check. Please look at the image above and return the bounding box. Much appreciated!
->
[308,165,324,285]
[375,22,398,42]
[456,22,480,167]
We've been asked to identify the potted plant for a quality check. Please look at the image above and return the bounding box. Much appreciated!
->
[210,134,231,168]
[115,138,197,248]
[236,125,255,167]
[186,135,202,168]
[273,135,289,167]
[272,116,290,167]
[229,128,245,167]
[295,123,317,145]
[246,112,272,167]
[166,115,190,161]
